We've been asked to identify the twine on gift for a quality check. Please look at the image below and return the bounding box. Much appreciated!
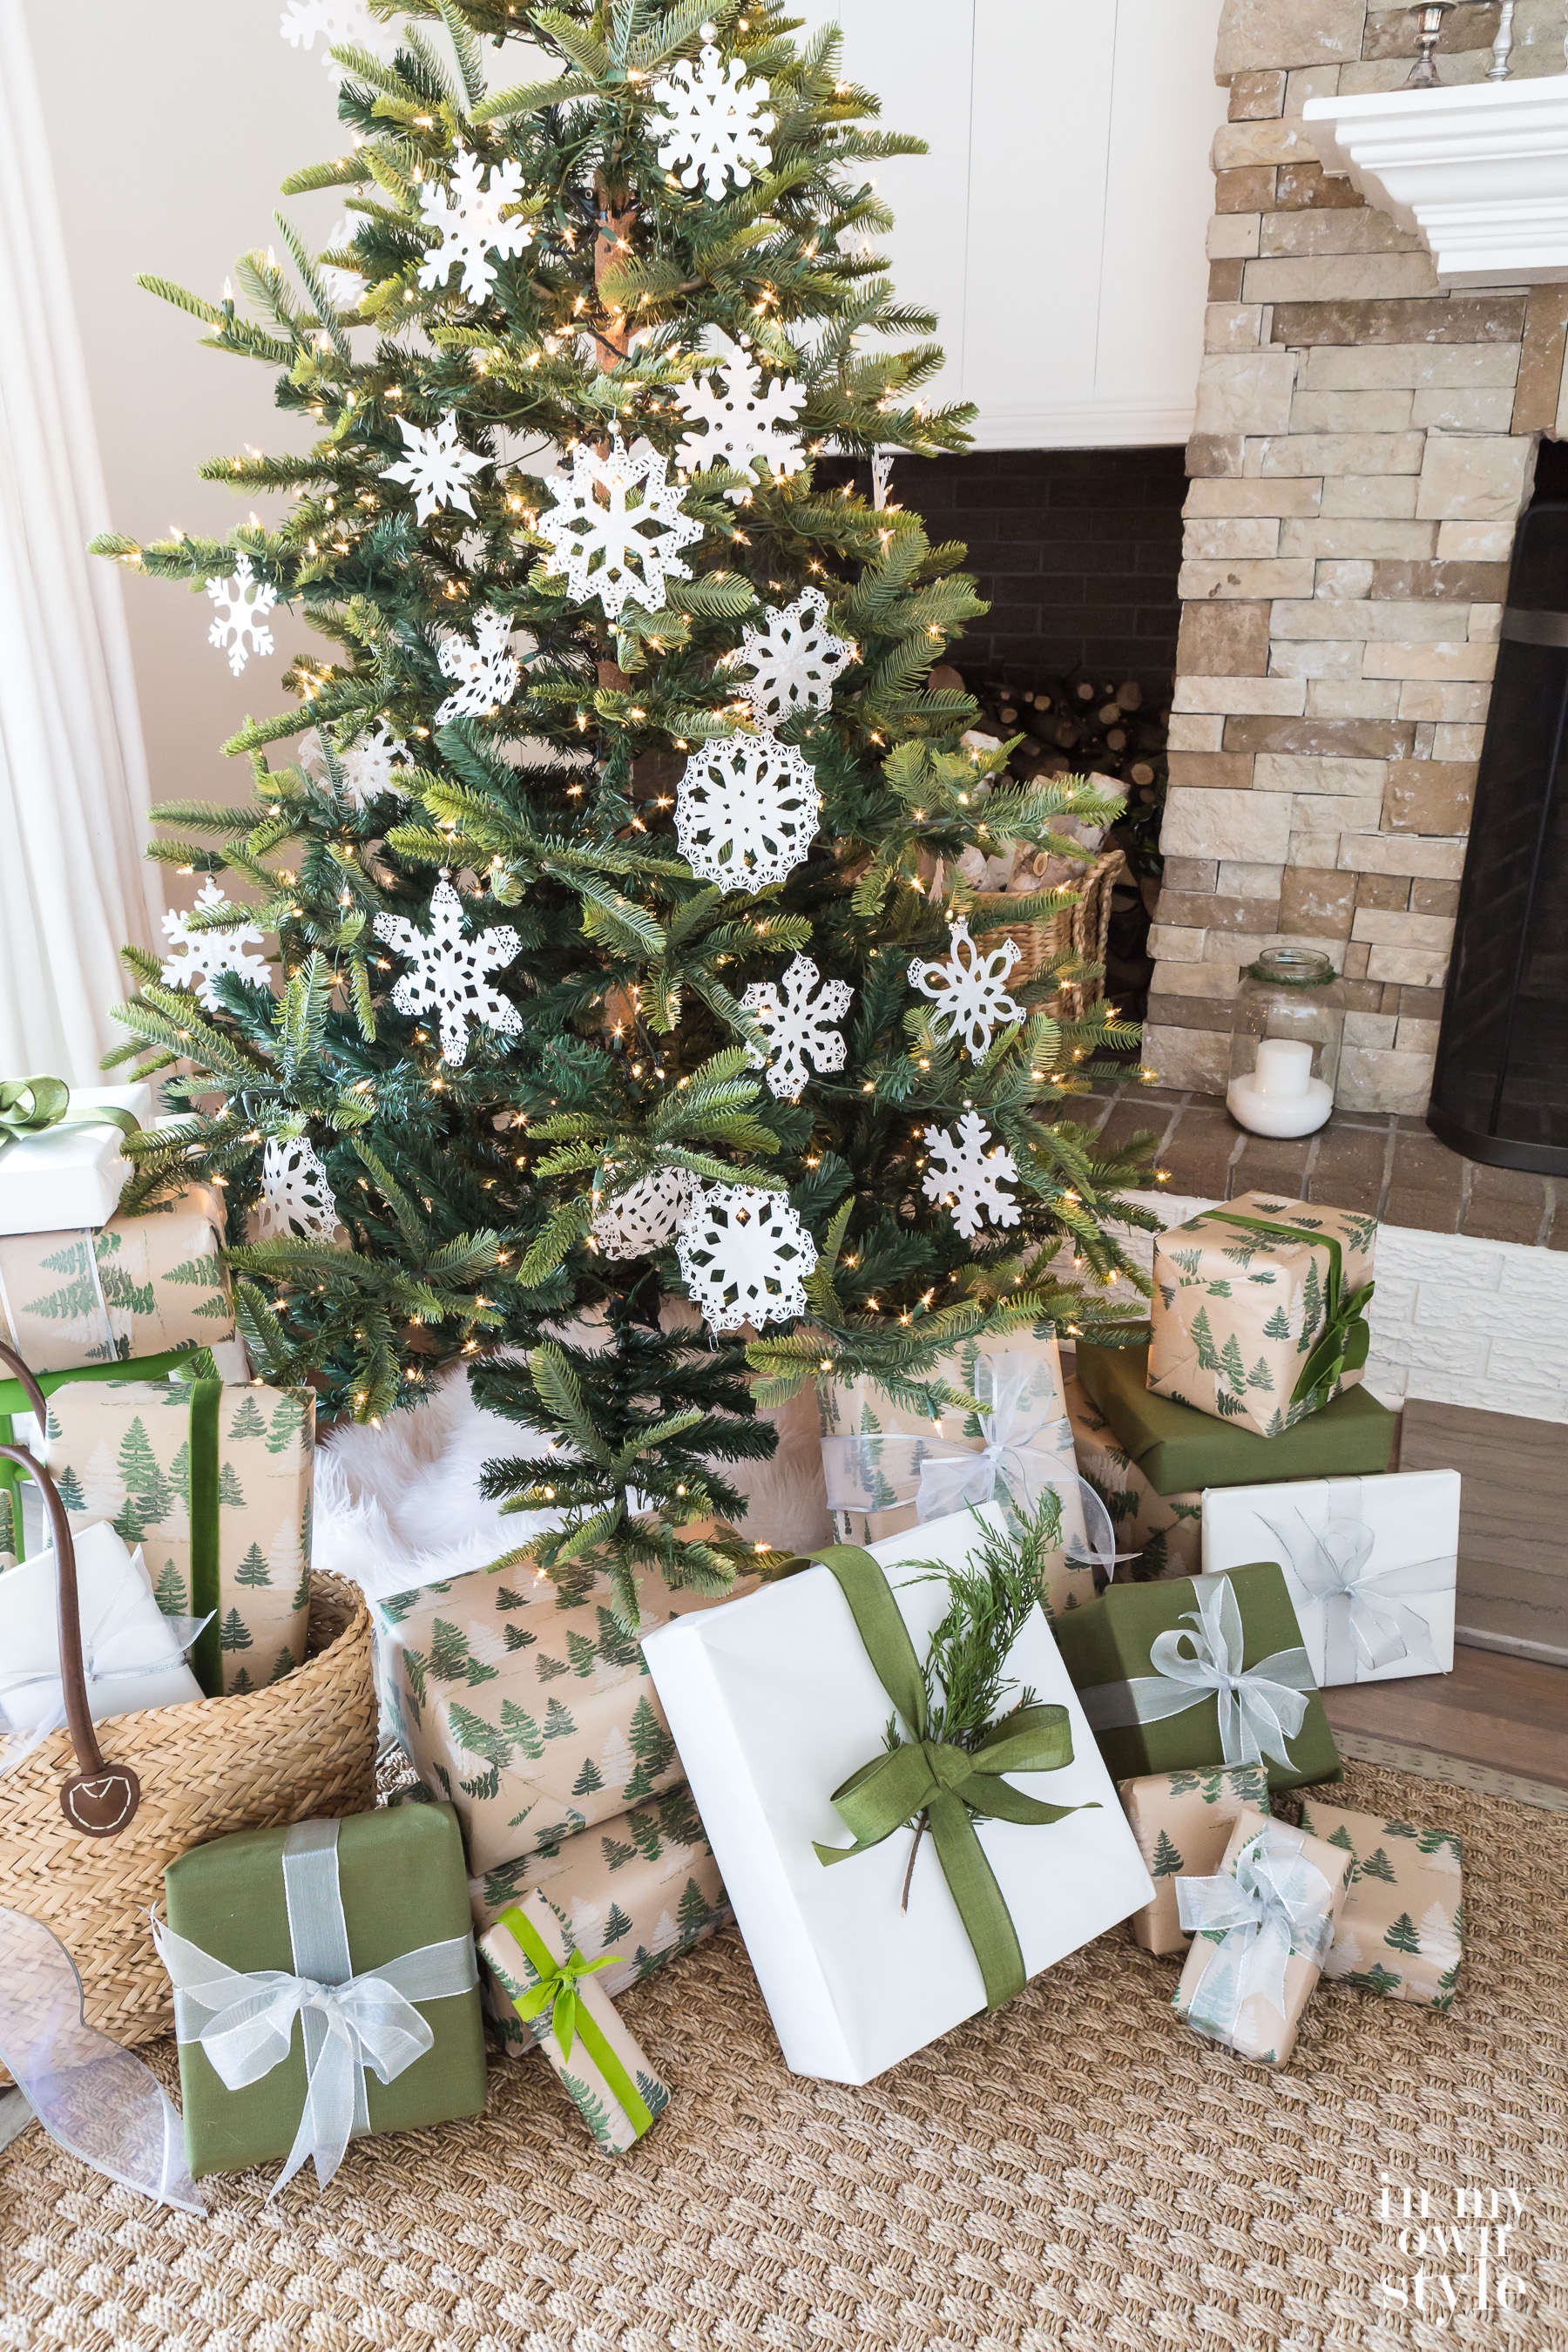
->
[1174,1820,1337,2045]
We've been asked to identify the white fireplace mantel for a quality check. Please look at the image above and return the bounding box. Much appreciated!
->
[1302,74,1568,287]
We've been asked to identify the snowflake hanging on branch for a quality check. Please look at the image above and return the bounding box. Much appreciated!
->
[252,1135,341,1246]
[160,878,268,1008]
[921,1112,1021,1242]
[418,150,536,304]
[373,875,523,1069]
[302,718,412,807]
[677,1184,818,1333]
[652,30,775,201]
[279,0,395,71]
[672,331,807,504]
[206,553,276,676]
[733,589,855,731]
[381,414,487,524]
[675,738,821,895]
[591,1166,695,1261]
[740,954,854,1101]
[535,437,703,621]
[436,607,521,724]
[909,917,1025,1062]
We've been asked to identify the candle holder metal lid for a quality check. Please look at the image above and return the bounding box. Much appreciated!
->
[1227,946,1346,1138]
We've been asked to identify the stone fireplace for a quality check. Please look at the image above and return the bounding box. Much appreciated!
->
[1146,0,1568,1114]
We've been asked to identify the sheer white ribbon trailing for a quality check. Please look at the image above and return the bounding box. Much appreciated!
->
[153,1817,478,2197]
[1175,1822,1337,2044]
[1077,1572,1317,1768]
[1254,1482,1448,1685]
[0,1905,203,2213]
[0,1566,208,1776]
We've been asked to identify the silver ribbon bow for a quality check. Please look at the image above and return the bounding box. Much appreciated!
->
[154,1817,478,2197]
[1078,1572,1317,1768]
[1254,1481,1448,1685]
[1175,1821,1338,2043]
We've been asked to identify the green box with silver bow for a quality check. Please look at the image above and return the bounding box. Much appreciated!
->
[1052,1562,1342,1793]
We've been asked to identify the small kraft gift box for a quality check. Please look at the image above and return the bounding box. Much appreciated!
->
[1119,1764,1269,1955]
[1203,1470,1458,1686]
[480,1891,670,2155]
[1173,1806,1356,2066]
[1299,1797,1463,2008]
[0,1182,234,1377]
[1065,1373,1202,1583]
[1147,1193,1377,1437]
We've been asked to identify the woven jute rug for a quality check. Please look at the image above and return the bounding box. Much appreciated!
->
[2,1758,1564,2352]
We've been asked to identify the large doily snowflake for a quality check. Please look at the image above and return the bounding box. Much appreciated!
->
[436,607,521,723]
[160,878,268,1007]
[206,553,276,676]
[535,437,703,621]
[302,718,412,806]
[418,149,535,304]
[675,738,820,896]
[652,33,775,201]
[672,330,807,504]
[252,1134,341,1246]
[279,0,396,70]
[909,917,1026,1063]
[374,875,524,1068]
[382,414,487,524]
[592,1166,695,1260]
[740,954,854,1101]
[677,1183,817,1333]
[921,1112,1021,1242]
[734,588,855,729]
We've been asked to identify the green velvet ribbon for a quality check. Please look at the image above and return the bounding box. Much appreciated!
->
[0,1347,208,1571]
[186,1378,223,1695]
[1192,1211,1375,1407]
[0,1077,140,1156]
[497,1904,654,2138]
[809,1543,1095,2013]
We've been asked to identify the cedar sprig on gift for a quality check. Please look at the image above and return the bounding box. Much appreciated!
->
[911,1495,1064,1753]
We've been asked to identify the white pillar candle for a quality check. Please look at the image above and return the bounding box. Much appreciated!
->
[1254,1037,1314,1097]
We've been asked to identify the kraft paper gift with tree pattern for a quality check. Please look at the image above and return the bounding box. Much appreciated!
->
[1173,1806,1356,2067]
[1148,1192,1377,1438]
[1119,1764,1268,1954]
[480,1891,672,2154]
[0,1185,234,1374]
[1299,1797,1463,2010]
[41,1379,313,1695]
[1065,1374,1202,1583]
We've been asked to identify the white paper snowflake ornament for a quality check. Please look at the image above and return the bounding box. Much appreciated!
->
[740,954,853,1101]
[735,588,855,729]
[381,414,487,524]
[535,437,703,621]
[653,29,775,201]
[672,331,807,504]
[252,1134,341,1246]
[677,1183,817,1333]
[303,718,413,806]
[435,606,521,724]
[279,0,395,71]
[921,1112,1020,1242]
[909,917,1026,1062]
[206,553,277,676]
[373,875,524,1068]
[418,149,535,304]
[591,1166,695,1260]
[159,878,268,1007]
[316,214,365,311]
[675,738,820,896]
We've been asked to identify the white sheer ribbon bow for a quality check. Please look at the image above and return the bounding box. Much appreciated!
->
[0,1558,209,1777]
[153,1817,477,2197]
[1254,1481,1448,1685]
[1175,1821,1337,2043]
[1077,1572,1317,1768]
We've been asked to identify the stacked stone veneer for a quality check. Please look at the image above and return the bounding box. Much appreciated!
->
[1146,0,1568,1112]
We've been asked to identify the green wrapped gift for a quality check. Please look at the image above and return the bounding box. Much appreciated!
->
[1074,1337,1396,1498]
[1052,1561,1342,1792]
[159,1804,487,2187]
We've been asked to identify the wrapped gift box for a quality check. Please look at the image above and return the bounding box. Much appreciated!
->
[1075,1338,1396,1496]
[642,1502,1154,2085]
[40,1376,314,1697]
[1203,1471,1457,1687]
[1299,1797,1463,2008]
[1173,1807,1355,2065]
[1051,1560,1342,1792]
[0,1519,201,1745]
[0,1083,151,1239]
[480,1891,670,2154]
[1148,1193,1377,1436]
[0,1183,234,1377]
[1119,1763,1269,1955]
[1065,1372,1201,1582]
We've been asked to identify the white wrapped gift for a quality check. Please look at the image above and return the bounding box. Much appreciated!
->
[0,1083,152,1238]
[1200,1470,1459,1687]
[641,1503,1153,2085]
[0,1519,204,1760]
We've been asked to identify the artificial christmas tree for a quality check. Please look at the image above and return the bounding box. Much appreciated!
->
[95,0,1157,1619]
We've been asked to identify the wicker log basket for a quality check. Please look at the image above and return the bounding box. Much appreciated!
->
[982,845,1127,1022]
[0,1342,378,2058]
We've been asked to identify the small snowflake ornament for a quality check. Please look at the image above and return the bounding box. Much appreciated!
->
[652,27,775,201]
[675,737,821,894]
[436,606,521,724]
[374,875,524,1068]
[279,0,395,70]
[921,1112,1021,1242]
[734,588,855,729]
[252,1134,341,1246]
[303,718,412,806]
[206,553,277,676]
[160,878,268,1007]
[381,414,487,524]
[316,214,364,310]
[909,917,1026,1062]
[591,1166,695,1260]
[418,149,535,304]
[535,437,703,621]
[672,330,807,504]
[740,954,853,1101]
[677,1183,817,1333]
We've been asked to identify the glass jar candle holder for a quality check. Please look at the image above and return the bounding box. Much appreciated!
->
[1227,948,1345,1137]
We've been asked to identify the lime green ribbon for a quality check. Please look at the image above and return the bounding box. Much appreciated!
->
[1193,1211,1375,1408]
[497,1905,654,2139]
[0,1077,140,1158]
[809,1544,1094,2013]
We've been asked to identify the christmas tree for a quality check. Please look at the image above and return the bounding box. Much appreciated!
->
[94,0,1158,1619]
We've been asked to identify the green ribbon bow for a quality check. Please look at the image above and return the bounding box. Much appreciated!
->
[497,1905,654,2139]
[0,1077,139,1157]
[809,1544,1096,2013]
[1194,1211,1375,1408]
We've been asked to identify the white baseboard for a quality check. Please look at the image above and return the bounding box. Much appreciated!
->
[966,399,1196,451]
[1456,1625,1568,1667]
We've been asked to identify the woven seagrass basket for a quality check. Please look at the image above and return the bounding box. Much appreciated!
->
[982,845,1127,1022]
[0,1343,378,2058]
